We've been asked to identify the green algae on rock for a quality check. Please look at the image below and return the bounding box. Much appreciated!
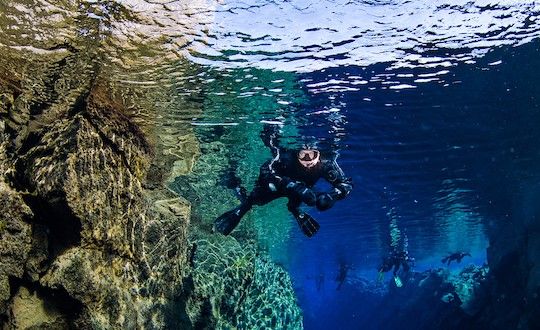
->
[186,229,303,329]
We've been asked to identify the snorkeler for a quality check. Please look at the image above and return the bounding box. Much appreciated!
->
[213,124,353,237]
[441,252,471,266]
[377,249,413,287]
[336,262,353,290]
[316,273,325,291]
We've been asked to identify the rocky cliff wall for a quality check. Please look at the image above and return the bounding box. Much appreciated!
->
[475,180,540,329]
[0,49,193,328]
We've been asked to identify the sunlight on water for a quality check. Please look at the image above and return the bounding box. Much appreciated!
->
[193,0,540,72]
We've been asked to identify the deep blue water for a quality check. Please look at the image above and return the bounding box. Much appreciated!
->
[182,40,540,328]
[285,41,540,329]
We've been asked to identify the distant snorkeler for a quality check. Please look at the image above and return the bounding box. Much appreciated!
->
[336,262,353,290]
[213,123,353,237]
[377,249,414,287]
[316,273,325,291]
[441,252,471,266]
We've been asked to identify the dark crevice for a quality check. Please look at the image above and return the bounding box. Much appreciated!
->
[28,100,52,117]
[66,89,90,117]
[26,223,52,279]
[193,299,214,330]
[13,130,43,161]
[22,193,82,260]
[46,42,80,54]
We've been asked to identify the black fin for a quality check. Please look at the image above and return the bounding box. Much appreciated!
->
[213,207,243,235]
[235,186,248,203]
[295,213,320,237]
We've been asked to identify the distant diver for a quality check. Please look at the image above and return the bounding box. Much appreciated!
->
[213,124,353,237]
[377,249,414,287]
[336,262,353,290]
[441,252,471,266]
[316,273,325,291]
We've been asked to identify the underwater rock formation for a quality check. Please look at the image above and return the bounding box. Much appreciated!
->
[356,261,538,330]
[0,136,33,320]
[360,266,489,329]
[480,217,540,329]
[474,154,540,329]
[0,52,193,327]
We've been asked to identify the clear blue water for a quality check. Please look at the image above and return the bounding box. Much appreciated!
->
[286,43,540,328]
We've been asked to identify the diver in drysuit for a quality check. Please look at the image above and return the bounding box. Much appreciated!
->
[213,124,353,237]
[377,249,414,287]
[441,252,471,266]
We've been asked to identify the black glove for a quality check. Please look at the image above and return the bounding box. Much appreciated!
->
[267,175,293,192]
[316,193,335,211]
[286,181,316,206]
[331,183,353,200]
[267,175,283,192]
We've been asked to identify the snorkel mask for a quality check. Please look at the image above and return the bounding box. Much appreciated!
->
[298,149,320,168]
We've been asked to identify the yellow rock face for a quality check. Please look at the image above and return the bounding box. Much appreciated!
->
[10,286,68,330]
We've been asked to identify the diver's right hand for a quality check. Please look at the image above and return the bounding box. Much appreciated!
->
[286,181,316,206]
[316,193,335,211]
[267,175,289,192]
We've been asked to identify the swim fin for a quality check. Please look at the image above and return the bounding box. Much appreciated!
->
[295,212,320,237]
[394,275,403,288]
[377,271,384,283]
[213,206,245,235]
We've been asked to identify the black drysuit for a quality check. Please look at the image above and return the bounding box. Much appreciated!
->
[214,148,352,237]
